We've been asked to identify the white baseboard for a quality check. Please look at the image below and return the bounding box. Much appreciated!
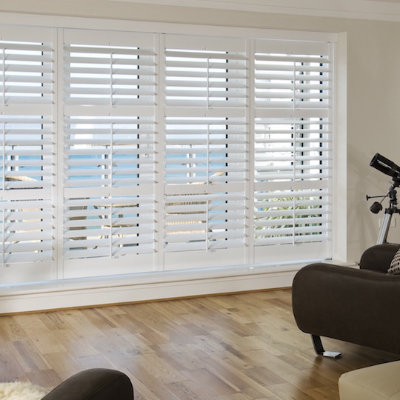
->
[0,264,301,314]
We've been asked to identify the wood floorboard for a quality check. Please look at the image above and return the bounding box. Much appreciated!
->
[0,289,398,399]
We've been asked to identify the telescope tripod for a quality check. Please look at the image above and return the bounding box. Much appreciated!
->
[376,184,400,244]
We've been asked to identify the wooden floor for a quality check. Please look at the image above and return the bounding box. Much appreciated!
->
[0,289,398,400]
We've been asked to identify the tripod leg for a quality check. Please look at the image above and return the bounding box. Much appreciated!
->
[377,213,392,245]
[311,335,341,358]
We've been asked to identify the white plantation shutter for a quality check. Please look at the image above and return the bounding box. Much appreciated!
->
[0,27,55,282]
[0,23,336,286]
[253,40,332,262]
[164,35,248,269]
[63,30,156,277]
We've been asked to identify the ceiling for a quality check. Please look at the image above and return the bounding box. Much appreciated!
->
[111,0,400,21]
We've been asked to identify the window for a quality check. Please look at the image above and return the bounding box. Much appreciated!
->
[0,24,335,284]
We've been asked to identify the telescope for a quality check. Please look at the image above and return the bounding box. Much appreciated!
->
[367,153,400,244]
[370,153,400,183]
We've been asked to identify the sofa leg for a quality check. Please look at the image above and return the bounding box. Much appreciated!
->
[311,335,342,359]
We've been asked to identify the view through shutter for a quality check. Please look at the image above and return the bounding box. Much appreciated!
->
[63,30,157,278]
[164,35,248,269]
[253,40,332,262]
[0,28,55,282]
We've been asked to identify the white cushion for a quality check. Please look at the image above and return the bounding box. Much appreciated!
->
[339,361,400,400]
[388,247,400,274]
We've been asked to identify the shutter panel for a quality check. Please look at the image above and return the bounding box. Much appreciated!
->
[254,188,330,245]
[0,41,53,105]
[165,192,246,252]
[0,28,55,280]
[164,35,248,269]
[253,40,332,262]
[164,115,248,263]
[165,116,247,186]
[0,200,53,262]
[64,32,155,107]
[254,41,330,109]
[64,195,154,259]
[254,117,331,182]
[64,115,155,189]
[63,30,156,277]
[165,35,247,108]
[0,116,54,190]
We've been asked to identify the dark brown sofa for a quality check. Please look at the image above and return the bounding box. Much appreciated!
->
[42,369,133,400]
[292,243,400,357]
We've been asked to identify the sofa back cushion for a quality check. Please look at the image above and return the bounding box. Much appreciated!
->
[388,247,400,274]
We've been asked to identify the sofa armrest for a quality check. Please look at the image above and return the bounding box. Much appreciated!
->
[359,243,400,273]
[292,263,400,354]
[42,369,133,400]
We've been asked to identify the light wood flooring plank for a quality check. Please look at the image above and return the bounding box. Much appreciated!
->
[0,289,398,400]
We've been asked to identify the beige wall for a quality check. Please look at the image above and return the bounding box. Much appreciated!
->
[1,0,399,262]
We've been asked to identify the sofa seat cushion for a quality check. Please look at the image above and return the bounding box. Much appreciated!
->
[339,361,400,400]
